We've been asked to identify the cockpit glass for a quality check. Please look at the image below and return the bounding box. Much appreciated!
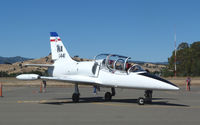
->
[128,65,145,72]
[94,54,109,61]
[106,55,119,70]
[94,54,145,73]
[95,54,130,71]
[94,54,109,67]
[115,59,124,70]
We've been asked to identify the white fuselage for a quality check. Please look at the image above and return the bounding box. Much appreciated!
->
[51,60,179,91]
[52,60,94,76]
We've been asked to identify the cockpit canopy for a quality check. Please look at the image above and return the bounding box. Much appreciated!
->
[94,54,145,73]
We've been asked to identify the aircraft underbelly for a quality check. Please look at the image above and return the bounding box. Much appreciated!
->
[98,71,174,90]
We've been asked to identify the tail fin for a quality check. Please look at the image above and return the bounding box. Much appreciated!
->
[50,32,75,63]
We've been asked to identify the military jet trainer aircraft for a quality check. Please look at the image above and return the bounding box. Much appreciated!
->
[17,32,179,105]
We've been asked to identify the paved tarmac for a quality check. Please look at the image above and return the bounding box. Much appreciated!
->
[0,85,200,125]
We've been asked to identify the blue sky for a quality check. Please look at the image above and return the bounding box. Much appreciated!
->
[0,0,200,62]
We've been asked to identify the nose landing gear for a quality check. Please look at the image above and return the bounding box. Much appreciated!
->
[137,97,145,105]
[144,90,153,103]
[137,90,153,105]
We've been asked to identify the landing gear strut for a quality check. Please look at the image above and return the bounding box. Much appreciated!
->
[104,87,115,101]
[144,90,153,103]
[72,84,80,103]
[111,87,115,96]
[137,90,153,105]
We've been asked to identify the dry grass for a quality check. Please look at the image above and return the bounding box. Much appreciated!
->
[164,77,200,86]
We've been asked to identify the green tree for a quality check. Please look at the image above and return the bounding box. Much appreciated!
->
[168,41,200,76]
[177,42,189,50]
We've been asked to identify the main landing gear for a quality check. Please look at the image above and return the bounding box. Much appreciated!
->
[71,86,152,105]
[104,87,115,101]
[72,84,80,103]
[137,90,153,105]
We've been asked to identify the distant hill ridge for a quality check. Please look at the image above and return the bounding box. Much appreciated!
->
[0,56,32,64]
[0,55,166,76]
[0,56,167,65]
[134,60,168,65]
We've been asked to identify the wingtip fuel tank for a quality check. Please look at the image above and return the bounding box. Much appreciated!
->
[16,74,40,80]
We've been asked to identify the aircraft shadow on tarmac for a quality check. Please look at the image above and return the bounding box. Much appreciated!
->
[40,97,189,107]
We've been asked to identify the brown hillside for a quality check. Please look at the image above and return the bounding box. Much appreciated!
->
[0,55,165,74]
[0,55,52,74]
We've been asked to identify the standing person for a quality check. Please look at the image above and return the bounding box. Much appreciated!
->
[93,85,100,95]
[93,85,97,95]
[186,77,191,91]
[42,80,47,93]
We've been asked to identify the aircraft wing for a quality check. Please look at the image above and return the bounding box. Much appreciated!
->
[25,64,54,67]
[40,75,101,85]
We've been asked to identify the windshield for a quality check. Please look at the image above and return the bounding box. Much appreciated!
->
[127,64,145,73]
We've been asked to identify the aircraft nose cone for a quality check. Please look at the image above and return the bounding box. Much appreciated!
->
[174,86,179,90]
[139,73,179,91]
[172,85,179,90]
[165,82,179,91]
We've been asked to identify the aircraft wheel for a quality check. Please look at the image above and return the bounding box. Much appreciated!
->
[137,97,145,105]
[72,93,80,103]
[104,92,112,101]
[145,99,152,104]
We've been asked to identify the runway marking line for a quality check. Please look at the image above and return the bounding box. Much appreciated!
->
[17,100,71,104]
[92,102,137,107]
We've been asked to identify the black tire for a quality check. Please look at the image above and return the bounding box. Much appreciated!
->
[104,92,112,101]
[72,93,80,103]
[137,97,145,105]
[146,99,152,104]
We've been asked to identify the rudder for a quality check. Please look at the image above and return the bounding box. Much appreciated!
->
[50,32,75,63]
